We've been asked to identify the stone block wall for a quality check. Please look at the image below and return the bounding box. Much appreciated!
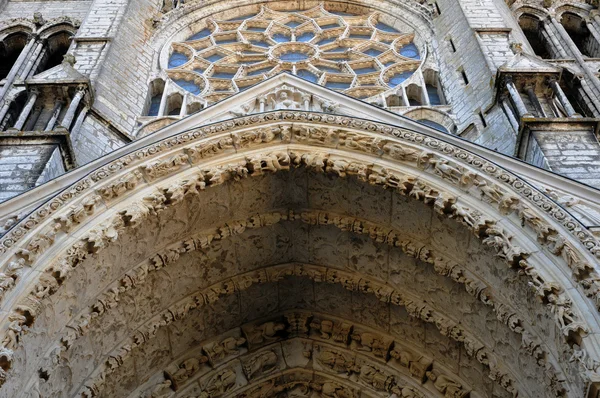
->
[532,127,600,187]
[0,144,55,201]
[433,0,518,155]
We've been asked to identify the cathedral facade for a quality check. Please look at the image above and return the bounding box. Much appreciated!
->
[1,0,600,397]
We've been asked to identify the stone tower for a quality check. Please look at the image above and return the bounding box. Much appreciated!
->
[1,0,600,397]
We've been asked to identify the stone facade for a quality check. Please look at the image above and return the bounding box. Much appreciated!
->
[0,0,600,397]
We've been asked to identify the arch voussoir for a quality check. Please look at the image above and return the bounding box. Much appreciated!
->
[0,113,598,397]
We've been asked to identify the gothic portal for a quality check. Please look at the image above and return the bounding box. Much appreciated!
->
[1,1,600,398]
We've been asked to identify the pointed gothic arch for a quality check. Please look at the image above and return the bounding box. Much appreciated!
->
[0,112,599,397]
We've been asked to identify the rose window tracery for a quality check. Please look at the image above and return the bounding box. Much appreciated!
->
[161,5,425,104]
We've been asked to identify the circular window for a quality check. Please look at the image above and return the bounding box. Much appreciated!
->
[163,5,422,103]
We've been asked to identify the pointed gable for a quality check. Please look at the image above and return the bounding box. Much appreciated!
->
[498,52,561,75]
[26,61,89,85]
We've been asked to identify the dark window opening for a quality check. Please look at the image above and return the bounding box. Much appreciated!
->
[478,111,487,128]
[561,12,600,58]
[448,38,456,52]
[0,32,28,80]
[519,14,552,59]
[460,69,469,85]
[36,32,72,74]
[1,91,28,129]
[146,79,165,116]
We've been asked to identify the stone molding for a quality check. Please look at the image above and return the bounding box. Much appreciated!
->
[0,112,598,394]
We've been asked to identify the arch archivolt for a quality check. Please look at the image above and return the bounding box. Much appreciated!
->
[122,313,477,398]
[0,113,599,397]
[30,207,567,397]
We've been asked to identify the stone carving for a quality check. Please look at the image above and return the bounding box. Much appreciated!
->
[264,85,307,111]
[316,348,358,374]
[428,158,474,185]
[382,142,432,166]
[164,356,209,390]
[310,318,352,343]
[350,330,393,358]
[0,119,592,397]
[242,350,278,379]
[203,336,246,363]
[389,348,432,382]
[247,151,290,174]
[204,367,237,397]
[187,136,235,163]
[474,178,519,212]
[142,153,189,180]
[425,370,469,398]
[358,363,396,392]
[481,225,527,267]
[518,205,556,242]
[243,321,287,347]
[570,344,600,372]
[98,171,144,200]
[145,379,173,398]
[310,381,357,398]
[4,204,563,398]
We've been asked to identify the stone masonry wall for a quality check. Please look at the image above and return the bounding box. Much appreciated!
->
[0,144,55,201]
[532,128,600,187]
[433,0,517,155]
[0,1,91,20]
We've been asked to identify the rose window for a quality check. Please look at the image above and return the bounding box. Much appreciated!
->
[161,5,424,104]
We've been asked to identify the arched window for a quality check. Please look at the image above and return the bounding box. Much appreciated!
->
[166,93,183,116]
[518,14,551,59]
[1,91,27,129]
[36,31,72,74]
[423,69,444,105]
[386,94,404,107]
[146,79,165,116]
[418,119,449,133]
[406,84,423,106]
[561,12,600,58]
[0,32,28,80]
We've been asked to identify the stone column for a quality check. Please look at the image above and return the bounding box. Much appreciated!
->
[19,39,45,79]
[541,20,570,59]
[45,101,64,131]
[24,105,42,131]
[0,35,36,101]
[60,87,85,129]
[158,81,169,116]
[524,85,546,117]
[13,89,38,130]
[302,94,311,111]
[501,97,520,132]
[551,17,600,102]
[548,78,579,117]
[0,99,12,126]
[506,79,531,118]
[179,94,188,117]
[400,85,410,107]
[259,96,266,112]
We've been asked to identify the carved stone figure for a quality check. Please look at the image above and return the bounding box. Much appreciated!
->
[390,348,432,381]
[146,379,173,398]
[426,370,469,397]
[242,350,278,379]
[205,368,237,396]
[203,336,246,362]
[165,356,208,390]
[358,364,395,392]
[316,349,357,374]
[310,381,356,398]
[350,331,393,358]
[243,321,286,346]
[310,318,352,343]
